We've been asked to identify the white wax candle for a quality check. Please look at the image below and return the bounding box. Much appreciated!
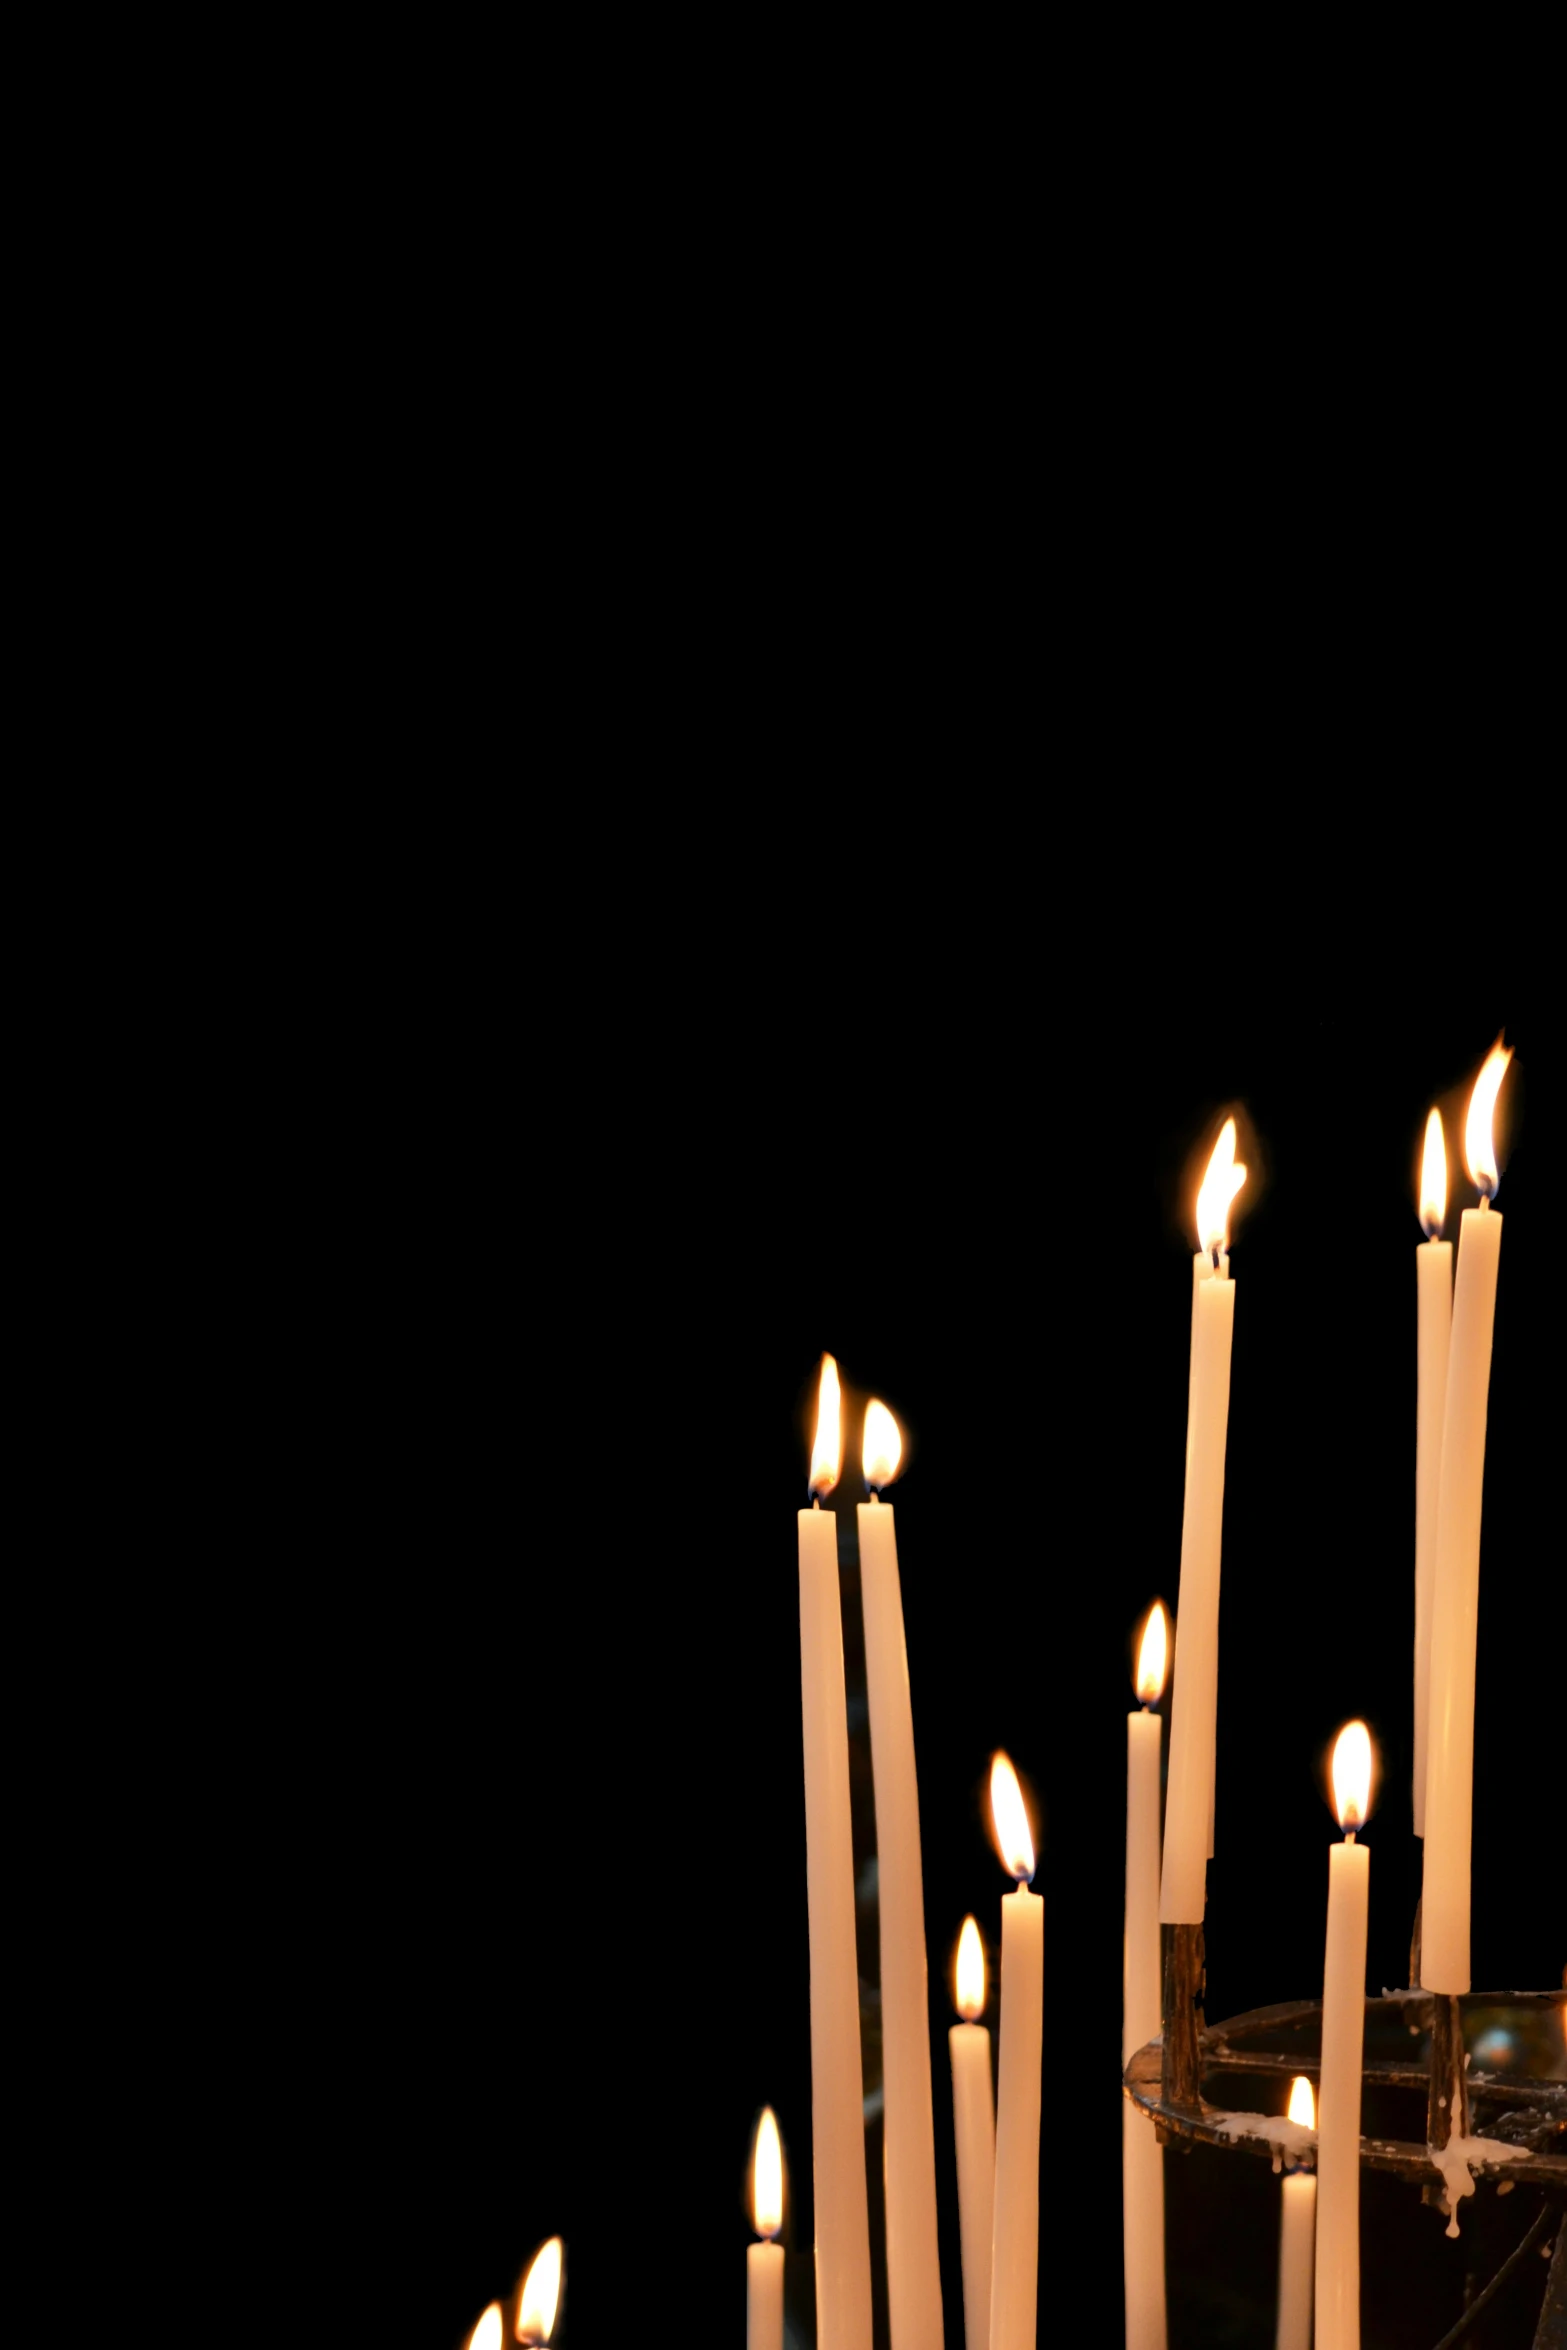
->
[747,2245,784,2350]
[1315,1724,1372,2350]
[1160,1260,1236,1924]
[799,1497,873,2350]
[950,2018,994,2350]
[1121,2102,1167,2350]
[1275,2171,1316,2350]
[1413,1232,1452,1836]
[1125,1703,1163,2063]
[1420,1200,1503,1993]
[858,1466,943,2350]
[1123,1625,1168,2350]
[990,1880,1043,2350]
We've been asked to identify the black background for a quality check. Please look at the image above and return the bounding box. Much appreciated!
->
[361,975,1558,2347]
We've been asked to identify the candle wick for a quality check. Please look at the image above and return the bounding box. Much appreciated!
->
[1345,1828,1357,1844]
[869,1489,881,1505]
[812,1495,820,1509]
[1479,1193,1490,1212]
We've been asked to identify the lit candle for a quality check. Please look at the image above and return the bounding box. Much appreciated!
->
[857,1400,943,2350]
[1315,1721,1374,2350]
[466,2307,502,2350]
[1421,1041,1511,1992]
[1160,1120,1246,1925]
[515,2239,563,2347]
[1413,1108,1452,1837]
[797,1355,874,2350]
[747,2109,786,2350]
[949,1918,995,2350]
[1275,2077,1317,2350]
[1123,1603,1168,2350]
[988,1751,1043,2350]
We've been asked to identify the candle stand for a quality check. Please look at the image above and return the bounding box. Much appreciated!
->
[1127,1945,1567,2343]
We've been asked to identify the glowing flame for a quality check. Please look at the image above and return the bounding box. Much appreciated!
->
[1288,2075,1316,2129]
[752,2108,783,2239]
[468,2309,503,2350]
[989,1751,1035,1882]
[516,2240,563,2346]
[863,1399,903,1492]
[1331,1720,1374,1833]
[1196,1117,1248,1260]
[1135,1601,1169,1704]
[1464,1039,1512,1198]
[809,1354,842,1500]
[955,1916,986,2020]
[1419,1109,1448,1238]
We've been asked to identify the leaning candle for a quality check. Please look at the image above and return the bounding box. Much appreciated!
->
[797,1355,874,2350]
[1161,1119,1245,1925]
[1123,1603,1168,2350]
[1421,1042,1511,1993]
[1275,2077,1317,2350]
[747,2109,785,2350]
[988,1751,1043,2350]
[1413,1108,1452,1837]
[516,2238,563,2347]
[1315,1722,1373,2350]
[949,1918,995,2350]
[858,1401,943,2350]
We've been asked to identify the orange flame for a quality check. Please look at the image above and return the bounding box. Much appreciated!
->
[516,2240,563,2346]
[1196,1117,1248,1259]
[1288,2075,1316,2129]
[1464,1039,1512,1198]
[809,1354,842,1500]
[1135,1602,1169,1704]
[955,1916,986,2020]
[1331,1721,1374,1833]
[468,2309,503,2350]
[1420,1109,1448,1239]
[863,1399,903,1492]
[752,2107,783,2238]
[989,1752,1035,1882]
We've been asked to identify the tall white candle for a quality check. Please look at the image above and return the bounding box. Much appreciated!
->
[1315,1722,1373,2350]
[798,1357,873,2350]
[857,1403,942,2350]
[1123,1604,1168,2350]
[1413,1108,1452,1838]
[1161,1120,1245,1925]
[988,1753,1043,2350]
[1422,1043,1511,1994]
[747,2108,786,2350]
[950,1918,995,2350]
[1274,2077,1316,2350]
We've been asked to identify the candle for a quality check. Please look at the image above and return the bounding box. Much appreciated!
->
[988,1752,1043,2350]
[1275,2077,1317,2350]
[1315,1721,1373,2350]
[949,1918,995,2350]
[516,2239,563,2347]
[747,2109,786,2350]
[466,2308,502,2350]
[1123,1603,1168,2350]
[1421,1040,1511,1992]
[798,1356,874,2350]
[857,1401,943,2350]
[1413,1109,1452,1837]
[1160,1120,1245,1925]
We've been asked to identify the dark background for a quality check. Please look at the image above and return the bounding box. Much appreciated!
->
[358,977,1557,2347]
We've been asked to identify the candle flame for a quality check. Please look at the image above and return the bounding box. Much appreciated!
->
[989,1751,1035,1882]
[1331,1720,1374,1833]
[809,1354,842,1500]
[468,2309,503,2350]
[515,2240,563,2346]
[1288,2074,1316,2129]
[1420,1109,1448,1239]
[1464,1038,1512,1198]
[1196,1117,1248,1260]
[955,1916,986,2020]
[1135,1601,1169,1704]
[862,1398,903,1492]
[752,2108,783,2239]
